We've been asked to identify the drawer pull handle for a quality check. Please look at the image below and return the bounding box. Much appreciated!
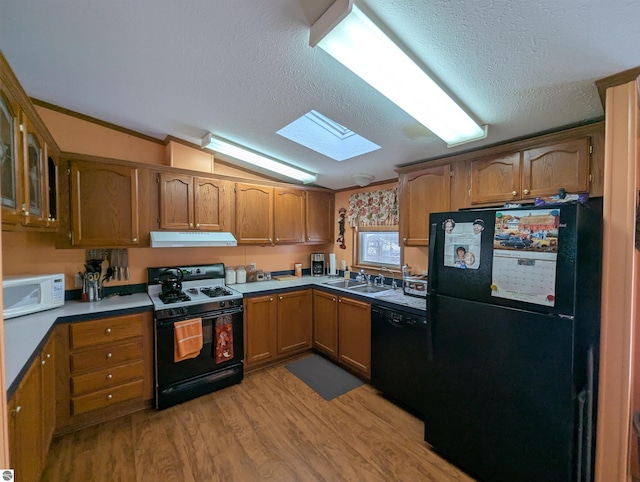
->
[106,352,113,359]
[46,353,51,359]
[523,189,530,195]
[512,190,518,196]
[107,394,113,400]
[105,328,112,334]
[41,360,46,366]
[107,374,113,380]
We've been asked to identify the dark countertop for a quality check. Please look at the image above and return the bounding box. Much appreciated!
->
[4,293,153,397]
[5,277,426,398]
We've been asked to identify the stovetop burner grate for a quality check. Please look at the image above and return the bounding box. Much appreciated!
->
[159,290,191,304]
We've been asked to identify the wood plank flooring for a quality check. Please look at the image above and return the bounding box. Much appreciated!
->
[42,357,474,481]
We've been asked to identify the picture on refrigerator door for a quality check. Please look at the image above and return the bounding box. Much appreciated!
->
[491,209,560,306]
[443,221,481,269]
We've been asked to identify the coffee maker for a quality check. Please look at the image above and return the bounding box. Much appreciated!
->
[311,253,325,276]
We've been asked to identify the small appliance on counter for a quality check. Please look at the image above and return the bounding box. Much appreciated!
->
[403,275,428,298]
[311,253,326,276]
[2,273,65,319]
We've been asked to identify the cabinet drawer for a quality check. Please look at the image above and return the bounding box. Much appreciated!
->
[71,379,144,415]
[71,340,143,373]
[70,314,143,349]
[71,360,144,396]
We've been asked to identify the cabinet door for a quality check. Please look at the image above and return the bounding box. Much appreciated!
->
[159,172,194,230]
[194,177,230,231]
[277,290,312,355]
[522,138,590,198]
[338,296,371,377]
[400,164,451,246]
[0,92,23,225]
[22,116,48,226]
[244,295,277,366]
[8,357,43,482]
[235,183,273,244]
[40,334,56,460]
[46,155,60,228]
[312,290,339,358]
[470,152,521,204]
[70,161,140,246]
[274,188,305,244]
[305,191,333,244]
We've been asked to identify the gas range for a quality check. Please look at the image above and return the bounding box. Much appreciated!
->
[147,264,243,320]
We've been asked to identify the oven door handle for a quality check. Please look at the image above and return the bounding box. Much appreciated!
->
[156,306,243,328]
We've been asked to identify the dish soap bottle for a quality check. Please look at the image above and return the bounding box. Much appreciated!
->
[344,266,350,280]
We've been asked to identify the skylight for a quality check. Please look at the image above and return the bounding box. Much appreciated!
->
[276,110,380,161]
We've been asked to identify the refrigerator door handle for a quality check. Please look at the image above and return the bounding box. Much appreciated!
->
[428,223,437,293]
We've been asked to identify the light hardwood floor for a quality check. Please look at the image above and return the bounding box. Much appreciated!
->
[42,357,474,481]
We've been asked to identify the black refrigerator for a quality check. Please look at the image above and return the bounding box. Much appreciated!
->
[424,200,602,482]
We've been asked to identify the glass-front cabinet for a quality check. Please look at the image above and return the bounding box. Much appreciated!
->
[0,93,22,225]
[0,51,60,230]
[22,117,49,227]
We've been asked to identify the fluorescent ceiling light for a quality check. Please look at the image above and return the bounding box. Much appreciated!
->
[201,133,317,184]
[276,110,380,161]
[310,1,488,147]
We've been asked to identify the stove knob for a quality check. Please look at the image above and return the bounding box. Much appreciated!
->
[228,299,235,307]
[220,301,226,308]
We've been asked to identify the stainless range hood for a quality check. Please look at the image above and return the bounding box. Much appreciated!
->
[150,231,237,248]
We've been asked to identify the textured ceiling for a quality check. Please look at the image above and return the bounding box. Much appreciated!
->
[1,0,639,189]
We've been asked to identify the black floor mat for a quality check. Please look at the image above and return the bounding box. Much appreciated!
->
[285,355,364,401]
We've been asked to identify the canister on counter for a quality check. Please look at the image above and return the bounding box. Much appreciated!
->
[236,266,247,283]
[225,267,236,285]
[294,263,302,277]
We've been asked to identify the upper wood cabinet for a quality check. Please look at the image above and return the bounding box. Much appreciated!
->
[470,137,591,204]
[274,187,305,244]
[236,183,333,245]
[399,164,451,246]
[0,81,59,230]
[305,190,334,244]
[69,160,140,246]
[159,172,231,231]
[235,182,274,244]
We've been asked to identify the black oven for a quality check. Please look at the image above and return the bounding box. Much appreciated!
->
[148,264,245,410]
[154,306,243,410]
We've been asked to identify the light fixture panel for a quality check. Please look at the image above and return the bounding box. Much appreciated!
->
[201,133,317,184]
[312,4,487,146]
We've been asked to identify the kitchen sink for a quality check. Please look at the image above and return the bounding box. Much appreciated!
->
[323,279,365,288]
[349,284,393,294]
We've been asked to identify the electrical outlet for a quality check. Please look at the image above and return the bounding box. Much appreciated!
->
[75,273,83,288]
[249,262,257,271]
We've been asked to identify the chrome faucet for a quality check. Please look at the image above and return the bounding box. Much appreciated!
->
[375,274,385,287]
[356,269,366,282]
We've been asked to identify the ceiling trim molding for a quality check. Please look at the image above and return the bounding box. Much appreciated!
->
[31,97,164,145]
[333,177,398,193]
[595,67,640,109]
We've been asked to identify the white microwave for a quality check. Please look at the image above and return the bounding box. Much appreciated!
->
[2,274,65,319]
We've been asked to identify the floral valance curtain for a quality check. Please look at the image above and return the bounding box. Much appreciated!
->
[347,187,399,227]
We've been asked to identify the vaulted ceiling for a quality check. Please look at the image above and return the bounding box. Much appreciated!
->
[1,1,638,189]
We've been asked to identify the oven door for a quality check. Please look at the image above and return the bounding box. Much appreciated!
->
[155,306,243,388]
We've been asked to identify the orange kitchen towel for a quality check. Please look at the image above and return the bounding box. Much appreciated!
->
[215,315,234,364]
[174,318,203,362]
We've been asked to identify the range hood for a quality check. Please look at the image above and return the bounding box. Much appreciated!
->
[150,231,237,248]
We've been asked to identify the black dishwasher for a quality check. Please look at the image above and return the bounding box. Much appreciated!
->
[371,305,430,416]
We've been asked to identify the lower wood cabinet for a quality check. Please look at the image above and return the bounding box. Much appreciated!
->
[244,289,312,368]
[8,332,56,482]
[56,311,153,434]
[312,290,371,379]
